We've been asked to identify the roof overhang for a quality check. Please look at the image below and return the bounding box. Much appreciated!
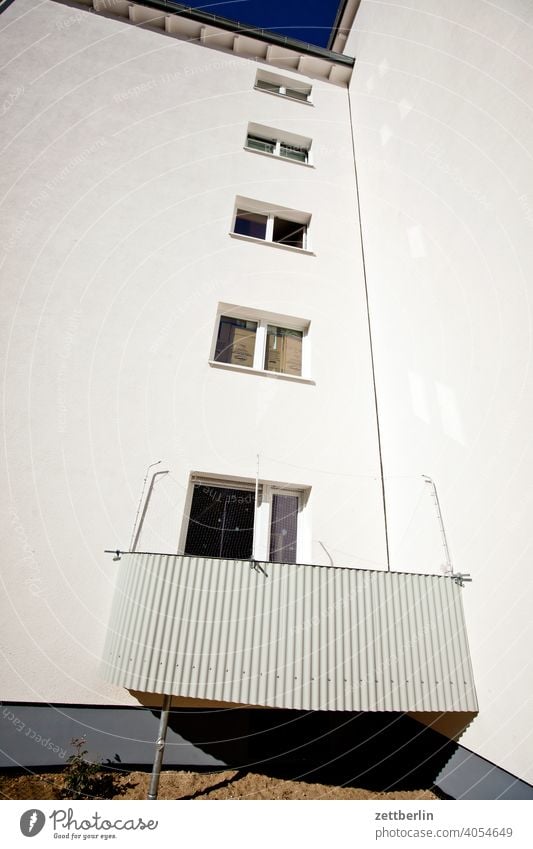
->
[328,0,362,54]
[71,0,354,85]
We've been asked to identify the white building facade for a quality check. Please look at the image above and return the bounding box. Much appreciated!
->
[0,0,531,799]
[338,0,533,796]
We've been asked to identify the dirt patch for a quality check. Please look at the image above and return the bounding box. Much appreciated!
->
[0,772,64,800]
[0,769,438,801]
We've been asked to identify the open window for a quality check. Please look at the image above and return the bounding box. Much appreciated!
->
[182,476,308,564]
[272,216,307,249]
[232,197,311,252]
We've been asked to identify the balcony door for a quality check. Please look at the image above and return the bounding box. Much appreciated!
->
[184,480,303,564]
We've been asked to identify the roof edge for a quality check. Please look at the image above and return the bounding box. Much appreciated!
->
[328,0,361,53]
[128,0,354,66]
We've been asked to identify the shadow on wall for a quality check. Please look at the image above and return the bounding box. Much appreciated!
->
[131,691,476,791]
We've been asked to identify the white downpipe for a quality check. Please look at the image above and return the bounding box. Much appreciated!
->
[423,474,453,575]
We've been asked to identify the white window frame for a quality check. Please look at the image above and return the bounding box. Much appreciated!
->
[231,196,312,253]
[209,303,312,382]
[254,70,313,104]
[179,473,310,564]
[245,123,313,167]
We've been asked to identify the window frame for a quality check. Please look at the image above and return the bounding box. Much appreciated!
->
[231,198,312,253]
[179,474,309,564]
[244,124,313,167]
[254,71,313,105]
[209,304,312,382]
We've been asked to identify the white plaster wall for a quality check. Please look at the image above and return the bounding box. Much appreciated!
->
[0,0,386,704]
[346,0,533,784]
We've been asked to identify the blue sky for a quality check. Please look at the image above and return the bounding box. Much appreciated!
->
[187,0,342,48]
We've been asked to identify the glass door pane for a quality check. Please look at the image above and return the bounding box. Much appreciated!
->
[269,494,299,563]
[185,485,255,559]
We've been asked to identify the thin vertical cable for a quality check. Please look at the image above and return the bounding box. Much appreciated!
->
[252,453,260,559]
[347,87,391,571]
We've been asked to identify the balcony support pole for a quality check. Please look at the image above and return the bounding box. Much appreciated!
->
[147,693,172,800]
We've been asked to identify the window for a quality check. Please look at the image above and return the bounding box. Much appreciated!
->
[245,124,312,165]
[182,477,307,564]
[232,198,311,251]
[255,71,312,103]
[211,305,309,379]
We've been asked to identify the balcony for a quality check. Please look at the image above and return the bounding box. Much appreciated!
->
[101,552,477,714]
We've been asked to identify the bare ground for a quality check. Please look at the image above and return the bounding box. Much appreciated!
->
[0,769,438,801]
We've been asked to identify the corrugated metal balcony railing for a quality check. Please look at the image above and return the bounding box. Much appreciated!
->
[101,552,478,713]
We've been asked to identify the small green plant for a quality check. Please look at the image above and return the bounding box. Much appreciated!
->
[60,737,130,800]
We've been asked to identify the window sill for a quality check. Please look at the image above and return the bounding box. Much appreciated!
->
[253,86,314,106]
[208,360,315,385]
[229,232,315,255]
[244,147,314,168]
